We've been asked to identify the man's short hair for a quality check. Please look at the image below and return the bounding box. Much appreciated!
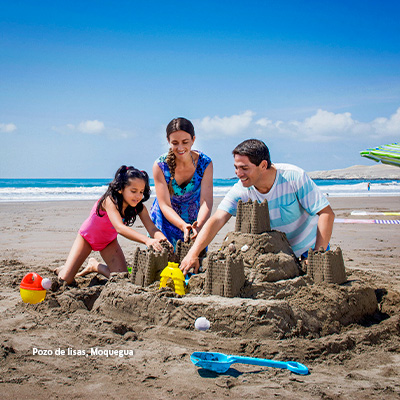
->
[232,139,271,168]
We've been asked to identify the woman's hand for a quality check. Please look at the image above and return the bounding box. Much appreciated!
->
[190,221,199,241]
[182,223,193,243]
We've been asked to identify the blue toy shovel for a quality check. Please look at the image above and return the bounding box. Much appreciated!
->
[190,351,309,375]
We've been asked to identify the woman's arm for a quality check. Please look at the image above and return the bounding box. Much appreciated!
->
[153,161,192,234]
[191,162,213,239]
[103,197,165,250]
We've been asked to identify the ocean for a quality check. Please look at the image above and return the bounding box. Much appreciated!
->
[0,178,399,202]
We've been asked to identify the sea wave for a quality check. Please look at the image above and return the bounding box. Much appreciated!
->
[0,186,108,202]
[0,181,399,202]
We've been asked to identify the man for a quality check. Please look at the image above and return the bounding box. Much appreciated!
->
[180,139,335,274]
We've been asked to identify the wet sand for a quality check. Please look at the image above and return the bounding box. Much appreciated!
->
[0,196,399,399]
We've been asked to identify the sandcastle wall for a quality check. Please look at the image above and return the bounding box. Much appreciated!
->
[130,248,169,286]
[129,241,194,287]
[175,240,193,264]
[235,199,271,234]
[203,252,245,298]
[307,247,347,284]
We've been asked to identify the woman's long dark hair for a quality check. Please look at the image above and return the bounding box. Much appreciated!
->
[96,165,151,226]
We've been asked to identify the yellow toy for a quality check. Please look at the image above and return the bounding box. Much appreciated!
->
[159,262,186,296]
[20,272,51,304]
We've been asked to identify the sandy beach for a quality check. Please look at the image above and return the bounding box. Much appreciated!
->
[1,196,399,399]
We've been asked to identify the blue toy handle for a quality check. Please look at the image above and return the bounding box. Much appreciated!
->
[230,356,309,375]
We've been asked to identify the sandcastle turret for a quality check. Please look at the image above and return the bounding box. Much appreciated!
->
[130,247,169,286]
[307,247,347,284]
[203,252,245,298]
[235,199,271,234]
[175,240,194,264]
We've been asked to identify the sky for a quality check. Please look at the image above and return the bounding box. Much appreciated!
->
[1,0,400,179]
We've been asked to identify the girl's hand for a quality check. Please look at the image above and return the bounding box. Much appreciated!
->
[160,238,174,253]
[146,238,165,252]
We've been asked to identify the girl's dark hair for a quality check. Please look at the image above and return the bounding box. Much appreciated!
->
[97,165,150,226]
[165,117,195,196]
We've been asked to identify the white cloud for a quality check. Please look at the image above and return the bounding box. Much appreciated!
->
[196,110,255,136]
[303,109,355,134]
[77,120,105,134]
[52,120,105,135]
[255,118,273,128]
[255,107,400,142]
[371,107,400,136]
[0,123,17,133]
[52,120,133,139]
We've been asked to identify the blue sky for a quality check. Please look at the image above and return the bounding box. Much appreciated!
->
[1,0,399,178]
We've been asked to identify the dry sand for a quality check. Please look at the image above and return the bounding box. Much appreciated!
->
[1,196,400,399]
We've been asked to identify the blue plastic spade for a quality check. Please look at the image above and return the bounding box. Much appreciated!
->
[190,351,309,375]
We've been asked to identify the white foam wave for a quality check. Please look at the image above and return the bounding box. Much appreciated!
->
[0,182,399,202]
[318,182,400,197]
[0,185,108,202]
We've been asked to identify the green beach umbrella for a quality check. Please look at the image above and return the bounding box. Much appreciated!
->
[360,143,400,167]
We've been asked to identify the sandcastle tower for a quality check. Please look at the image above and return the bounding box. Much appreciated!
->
[175,240,194,264]
[235,199,271,234]
[307,247,347,284]
[130,247,169,286]
[203,252,245,298]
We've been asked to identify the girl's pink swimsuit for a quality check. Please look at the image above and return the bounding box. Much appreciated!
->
[79,201,118,251]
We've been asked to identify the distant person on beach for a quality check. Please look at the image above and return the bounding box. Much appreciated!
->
[180,139,335,274]
[57,166,171,284]
[367,182,371,191]
[150,117,213,248]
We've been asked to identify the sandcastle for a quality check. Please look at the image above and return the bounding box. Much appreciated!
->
[306,247,347,284]
[130,247,169,286]
[129,199,346,295]
[235,199,271,233]
[130,240,193,287]
[203,252,245,297]
[75,201,379,342]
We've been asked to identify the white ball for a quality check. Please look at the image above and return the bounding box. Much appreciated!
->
[41,278,52,290]
[195,317,210,331]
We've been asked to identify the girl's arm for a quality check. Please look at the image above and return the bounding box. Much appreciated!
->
[191,162,213,240]
[153,161,192,235]
[138,206,172,251]
[103,197,164,250]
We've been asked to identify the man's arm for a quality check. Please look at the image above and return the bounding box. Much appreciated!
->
[315,205,335,251]
[180,209,232,275]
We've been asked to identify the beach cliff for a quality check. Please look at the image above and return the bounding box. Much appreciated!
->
[308,164,400,180]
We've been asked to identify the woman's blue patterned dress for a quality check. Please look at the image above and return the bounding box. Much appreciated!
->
[150,151,212,248]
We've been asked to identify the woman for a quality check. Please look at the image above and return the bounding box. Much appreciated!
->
[150,117,213,248]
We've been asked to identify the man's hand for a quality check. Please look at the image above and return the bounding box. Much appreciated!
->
[180,253,200,275]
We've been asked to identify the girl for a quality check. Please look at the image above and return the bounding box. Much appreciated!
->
[150,117,213,248]
[57,166,171,284]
